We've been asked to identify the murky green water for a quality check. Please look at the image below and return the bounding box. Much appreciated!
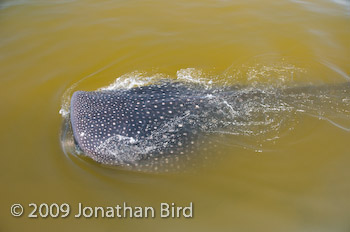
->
[1,0,350,231]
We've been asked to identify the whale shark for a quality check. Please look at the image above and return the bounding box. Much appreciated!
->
[69,82,213,166]
[65,81,350,170]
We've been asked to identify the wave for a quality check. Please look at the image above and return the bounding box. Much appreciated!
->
[59,61,350,171]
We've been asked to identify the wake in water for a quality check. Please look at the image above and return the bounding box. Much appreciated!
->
[60,69,350,172]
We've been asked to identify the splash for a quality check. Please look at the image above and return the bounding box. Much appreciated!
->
[99,71,166,91]
[60,60,350,171]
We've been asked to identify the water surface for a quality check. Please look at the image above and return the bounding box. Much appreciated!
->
[1,0,350,231]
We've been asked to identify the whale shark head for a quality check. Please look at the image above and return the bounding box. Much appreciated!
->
[69,83,207,166]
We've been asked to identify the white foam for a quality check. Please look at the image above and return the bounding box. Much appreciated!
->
[99,71,165,91]
[59,108,69,117]
[176,68,203,83]
[176,68,213,88]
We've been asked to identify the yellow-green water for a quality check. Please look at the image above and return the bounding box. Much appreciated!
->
[1,0,350,231]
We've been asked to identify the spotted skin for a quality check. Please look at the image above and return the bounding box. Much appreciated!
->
[69,81,350,169]
[70,82,211,166]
